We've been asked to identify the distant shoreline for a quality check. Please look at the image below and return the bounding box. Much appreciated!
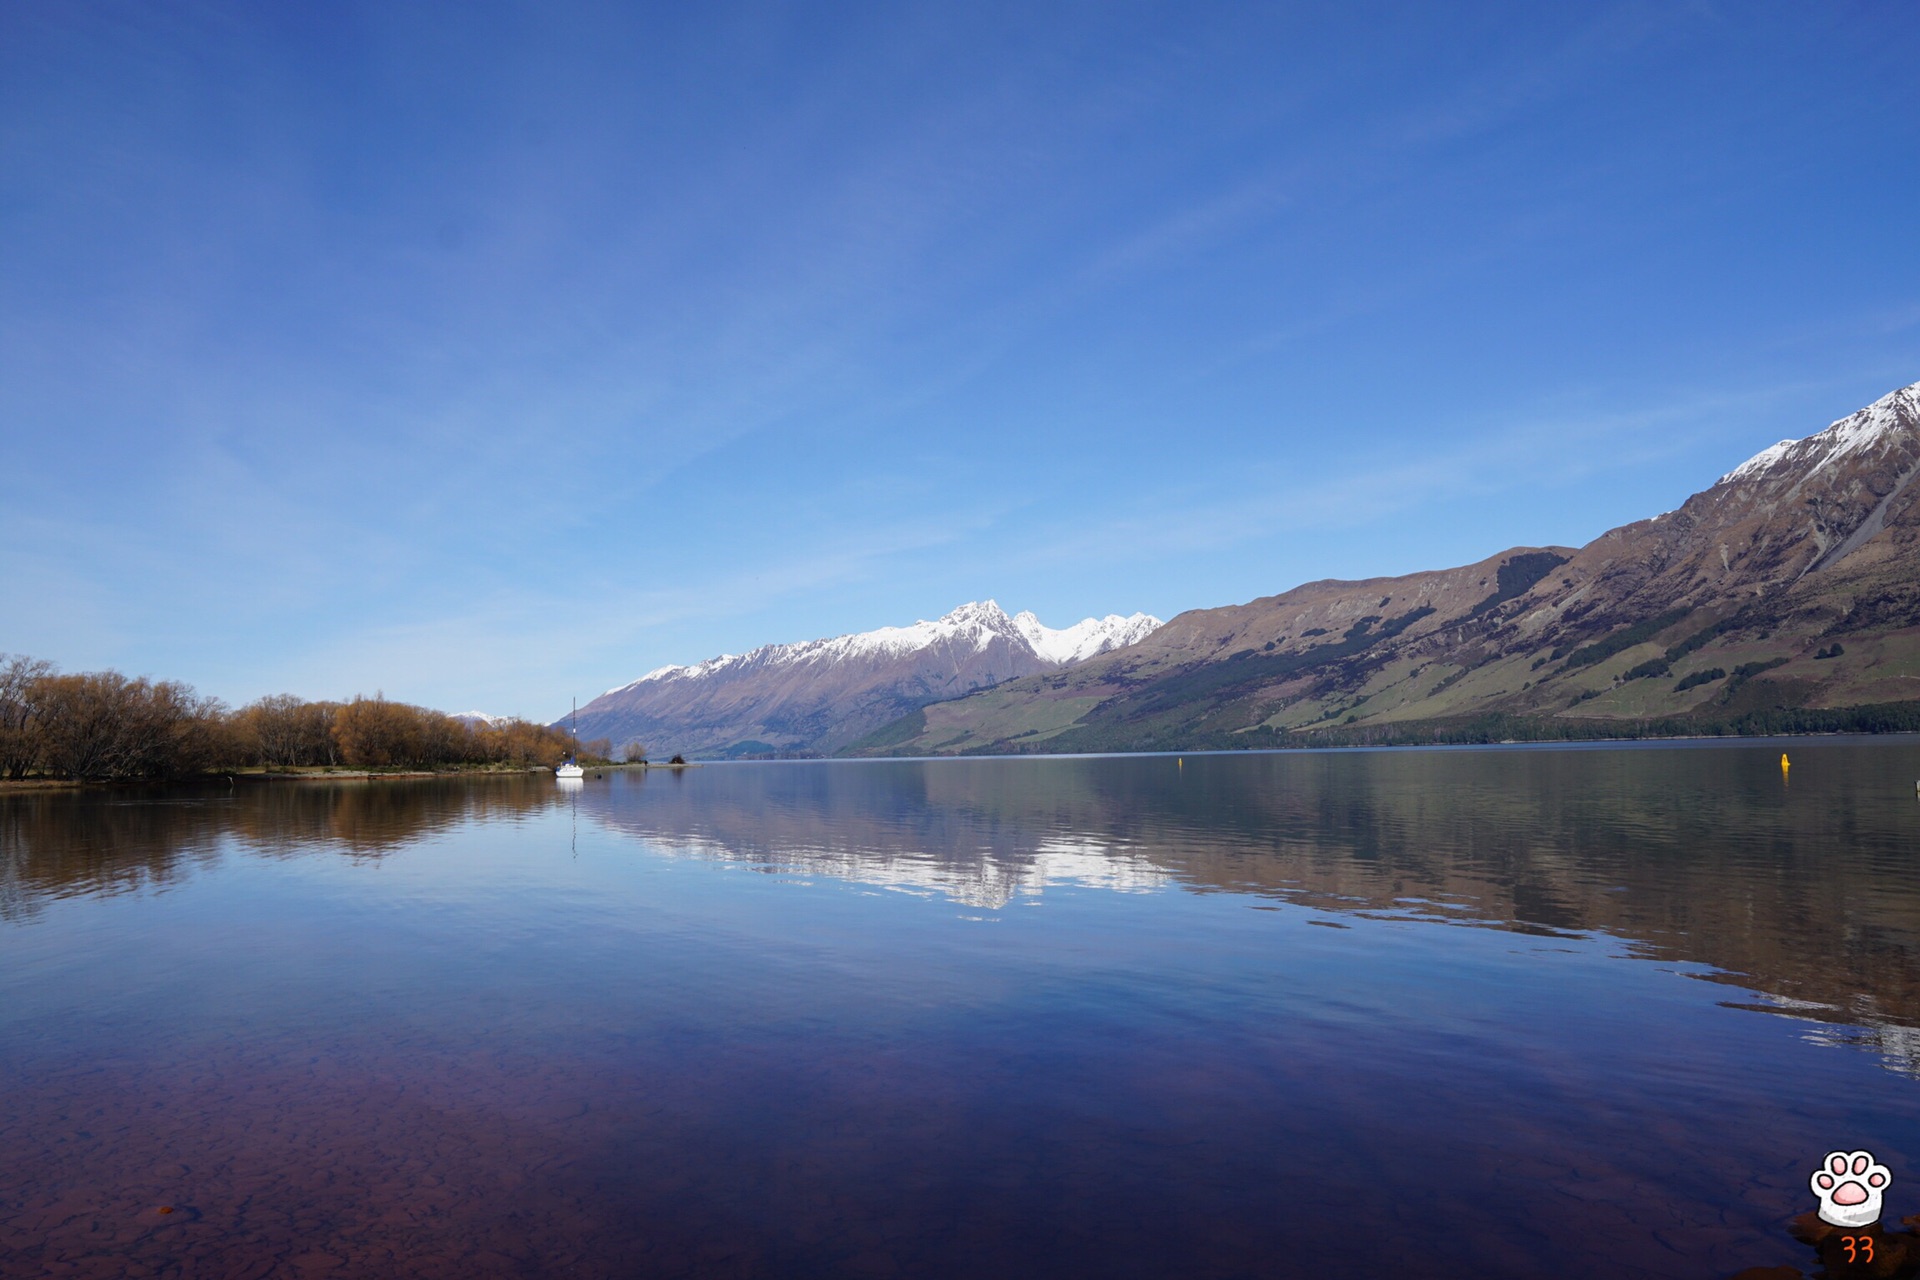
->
[8,733,1919,788]
[0,761,695,791]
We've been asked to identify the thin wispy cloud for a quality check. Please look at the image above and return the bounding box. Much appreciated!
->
[3,2,1916,712]
[1012,381,1818,584]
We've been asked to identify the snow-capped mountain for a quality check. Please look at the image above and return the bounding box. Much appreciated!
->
[571,602,1162,757]
[620,602,1161,692]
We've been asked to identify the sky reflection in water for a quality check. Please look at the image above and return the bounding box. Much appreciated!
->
[3,741,1919,1279]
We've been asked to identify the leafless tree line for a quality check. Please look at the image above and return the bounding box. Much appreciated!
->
[0,654,599,781]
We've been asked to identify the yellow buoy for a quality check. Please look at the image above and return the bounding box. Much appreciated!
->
[1781,753,1790,770]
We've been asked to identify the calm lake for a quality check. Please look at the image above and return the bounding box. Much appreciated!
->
[3,741,1920,1278]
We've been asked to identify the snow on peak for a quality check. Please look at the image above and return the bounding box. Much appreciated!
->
[1718,440,1796,486]
[613,602,1163,691]
[451,710,508,725]
[1822,380,1920,458]
[1719,380,1920,486]
[806,601,1160,666]
[1012,610,1163,664]
[610,655,740,693]
[820,600,1020,662]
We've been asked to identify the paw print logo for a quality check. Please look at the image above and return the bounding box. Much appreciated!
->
[1811,1150,1891,1228]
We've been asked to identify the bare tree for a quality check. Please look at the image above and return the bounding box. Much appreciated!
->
[241,693,308,767]
[32,671,226,781]
[0,654,54,779]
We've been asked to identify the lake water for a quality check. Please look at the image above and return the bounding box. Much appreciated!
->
[3,740,1920,1278]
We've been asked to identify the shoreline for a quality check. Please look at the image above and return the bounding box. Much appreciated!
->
[19,727,1919,788]
[0,760,698,791]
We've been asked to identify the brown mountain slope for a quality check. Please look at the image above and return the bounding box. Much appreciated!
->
[851,380,1920,755]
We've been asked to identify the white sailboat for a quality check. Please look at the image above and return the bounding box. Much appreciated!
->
[556,698,585,780]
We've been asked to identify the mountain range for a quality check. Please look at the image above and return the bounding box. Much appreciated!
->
[847,380,1920,754]
[570,603,1163,757]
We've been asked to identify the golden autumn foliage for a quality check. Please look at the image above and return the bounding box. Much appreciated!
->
[4,664,227,781]
[0,653,587,780]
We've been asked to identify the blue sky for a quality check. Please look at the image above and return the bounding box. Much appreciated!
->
[4,2,1918,719]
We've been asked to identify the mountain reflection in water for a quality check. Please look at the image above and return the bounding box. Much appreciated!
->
[592,746,1920,1068]
[2,741,1919,1279]
[6,746,1920,1051]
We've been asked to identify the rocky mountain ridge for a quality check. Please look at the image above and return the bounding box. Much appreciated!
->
[851,380,1920,755]
[572,602,1162,757]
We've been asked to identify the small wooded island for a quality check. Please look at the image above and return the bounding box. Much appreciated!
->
[0,653,638,784]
